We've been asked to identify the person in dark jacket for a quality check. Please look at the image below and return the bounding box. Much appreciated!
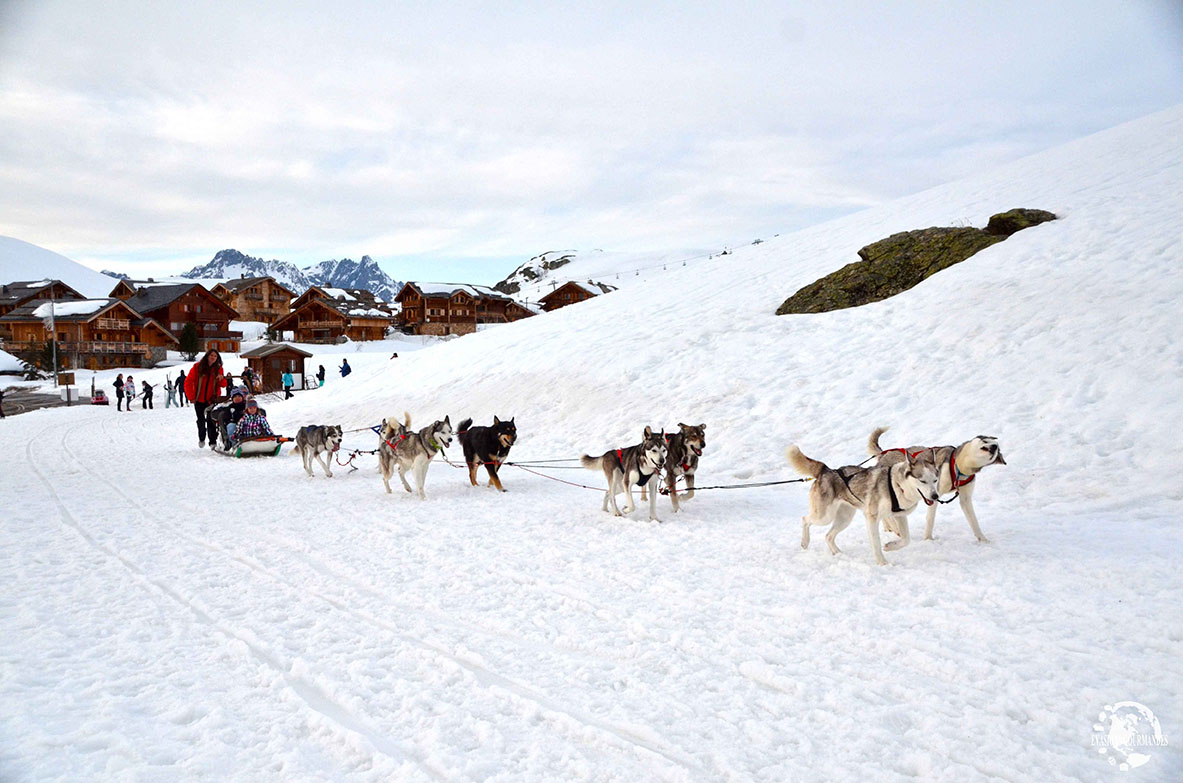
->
[0,387,5,418]
[184,349,226,447]
[176,369,187,407]
[223,387,248,446]
[141,380,154,409]
[317,365,325,387]
[113,373,125,411]
[339,359,351,377]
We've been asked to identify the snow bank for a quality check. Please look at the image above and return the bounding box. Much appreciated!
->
[0,236,119,297]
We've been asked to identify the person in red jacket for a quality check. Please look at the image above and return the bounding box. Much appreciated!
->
[184,348,227,447]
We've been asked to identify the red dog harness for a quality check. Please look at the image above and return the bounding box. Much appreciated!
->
[949,452,976,488]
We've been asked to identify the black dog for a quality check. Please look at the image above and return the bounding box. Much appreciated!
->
[457,416,517,492]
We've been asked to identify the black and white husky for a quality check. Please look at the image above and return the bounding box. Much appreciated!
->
[294,424,344,478]
[868,427,1006,542]
[378,412,454,499]
[581,426,669,522]
[786,444,939,565]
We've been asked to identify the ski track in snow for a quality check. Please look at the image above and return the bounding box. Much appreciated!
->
[4,108,1183,781]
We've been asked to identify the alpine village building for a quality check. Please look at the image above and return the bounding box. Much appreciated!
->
[395,282,536,336]
[270,286,395,343]
[115,282,243,353]
[211,276,295,324]
[538,280,606,312]
[0,285,178,369]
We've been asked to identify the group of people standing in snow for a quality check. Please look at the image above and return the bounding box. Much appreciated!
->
[112,367,191,411]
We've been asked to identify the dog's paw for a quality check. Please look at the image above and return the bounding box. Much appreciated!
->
[976,535,990,544]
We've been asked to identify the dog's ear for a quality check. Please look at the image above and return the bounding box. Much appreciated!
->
[644,425,653,437]
[494,415,500,424]
[510,417,515,425]
[444,415,451,424]
[699,423,706,430]
[678,422,688,430]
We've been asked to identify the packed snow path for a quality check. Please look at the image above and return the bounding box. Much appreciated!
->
[2,406,1179,781]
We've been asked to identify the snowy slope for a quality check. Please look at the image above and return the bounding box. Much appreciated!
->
[1,108,1181,782]
[494,247,714,302]
[0,236,119,297]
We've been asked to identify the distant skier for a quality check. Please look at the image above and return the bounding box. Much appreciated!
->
[163,376,175,408]
[141,380,154,409]
[113,373,125,411]
[339,359,351,377]
[0,387,5,418]
[282,369,294,400]
[123,375,135,412]
[317,365,325,387]
[175,369,187,407]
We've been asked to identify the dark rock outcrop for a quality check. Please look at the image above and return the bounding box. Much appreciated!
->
[776,208,1056,315]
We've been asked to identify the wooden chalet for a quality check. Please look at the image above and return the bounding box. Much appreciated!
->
[271,286,394,343]
[212,276,295,324]
[123,283,242,353]
[0,280,86,339]
[396,282,533,335]
[240,343,313,392]
[538,281,605,312]
[0,298,176,369]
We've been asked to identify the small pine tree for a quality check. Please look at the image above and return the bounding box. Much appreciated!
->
[179,323,200,360]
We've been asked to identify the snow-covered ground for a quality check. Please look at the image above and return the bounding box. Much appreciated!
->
[2,107,1182,781]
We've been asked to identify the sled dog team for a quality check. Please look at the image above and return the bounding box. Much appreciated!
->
[295,413,1005,565]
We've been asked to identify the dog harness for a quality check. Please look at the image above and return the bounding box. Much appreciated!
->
[617,448,657,486]
[949,452,976,488]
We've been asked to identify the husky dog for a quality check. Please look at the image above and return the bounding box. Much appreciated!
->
[640,423,706,512]
[786,445,939,565]
[868,427,1006,543]
[456,416,517,492]
[378,412,454,499]
[581,426,668,522]
[294,424,344,478]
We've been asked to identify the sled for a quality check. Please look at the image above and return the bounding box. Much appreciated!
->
[222,435,292,458]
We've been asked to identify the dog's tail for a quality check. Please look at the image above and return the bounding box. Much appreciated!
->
[867,426,890,456]
[785,445,826,478]
[457,418,473,440]
[580,454,603,471]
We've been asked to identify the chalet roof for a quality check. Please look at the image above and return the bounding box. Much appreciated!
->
[539,280,605,303]
[399,282,510,301]
[0,279,85,307]
[0,297,125,323]
[240,342,314,359]
[124,283,235,317]
[218,276,295,296]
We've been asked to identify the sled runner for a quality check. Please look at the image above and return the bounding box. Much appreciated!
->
[220,435,292,458]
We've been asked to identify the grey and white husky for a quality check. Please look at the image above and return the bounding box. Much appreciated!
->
[786,444,939,565]
[868,427,1006,542]
[294,424,344,478]
[640,423,706,512]
[581,426,669,522]
[378,412,454,498]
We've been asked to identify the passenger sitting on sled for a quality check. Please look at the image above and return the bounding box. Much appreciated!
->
[224,387,248,443]
[233,397,274,444]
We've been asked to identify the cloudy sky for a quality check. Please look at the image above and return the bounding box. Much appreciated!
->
[1,1,1180,283]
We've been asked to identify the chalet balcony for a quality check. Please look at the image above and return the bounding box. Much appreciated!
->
[200,330,243,340]
[299,320,343,329]
[244,293,264,301]
[4,340,146,354]
[95,317,130,330]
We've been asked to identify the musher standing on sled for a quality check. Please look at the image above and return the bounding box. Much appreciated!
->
[184,349,226,448]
